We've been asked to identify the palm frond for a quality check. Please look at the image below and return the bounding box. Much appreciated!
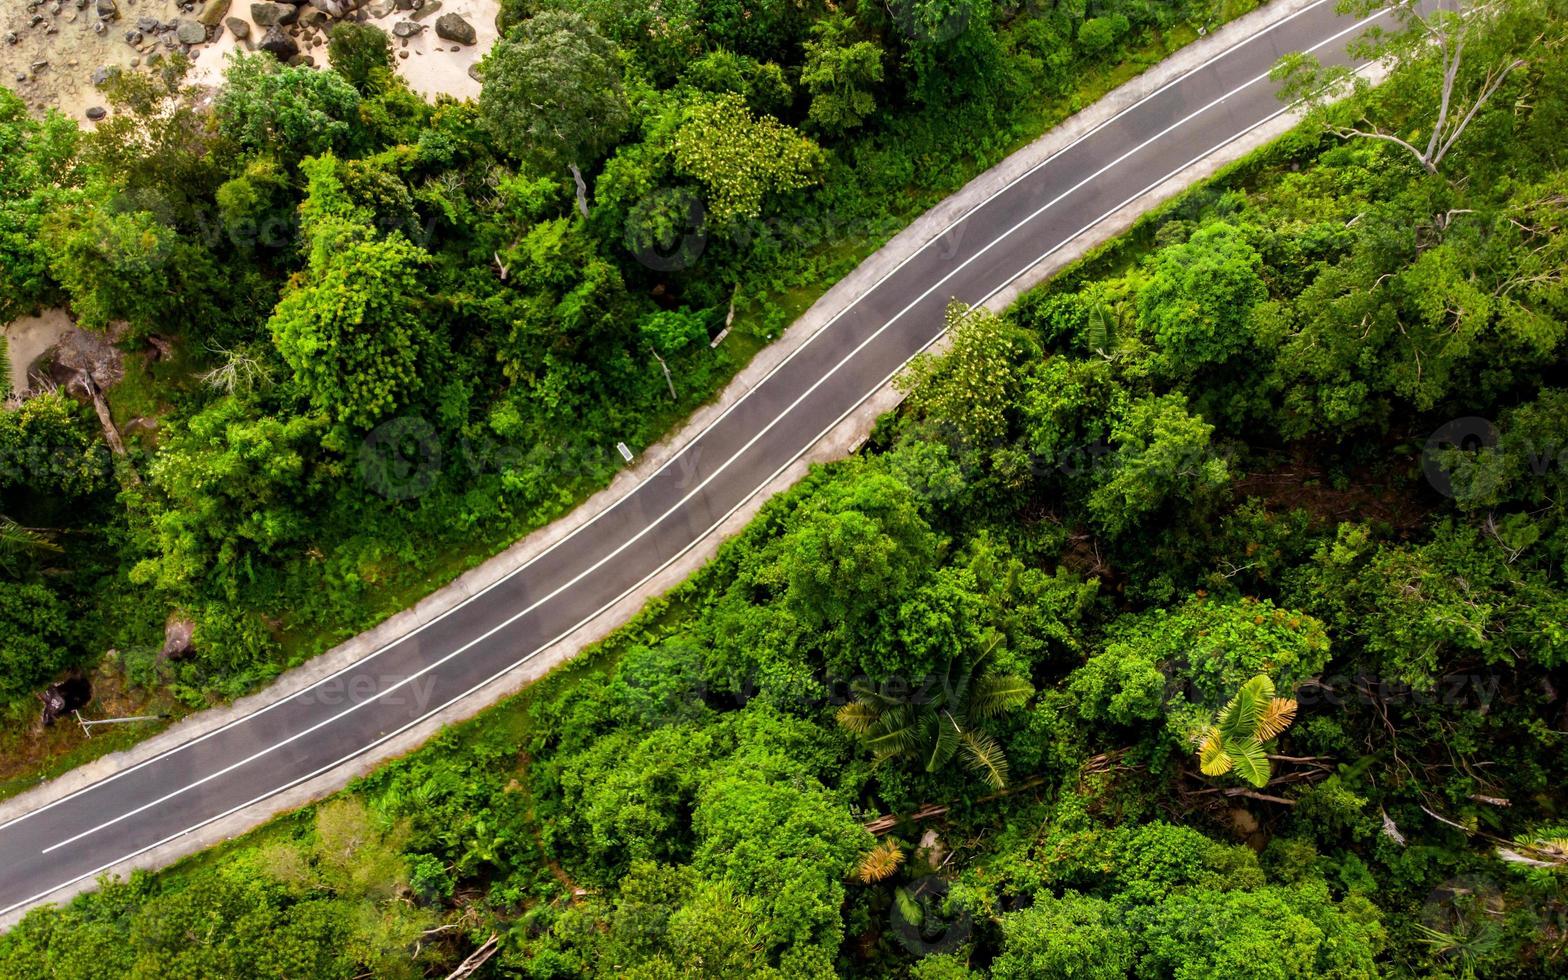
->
[1219,675,1275,741]
[968,674,1034,719]
[960,730,1010,789]
[866,714,923,759]
[1256,697,1298,741]
[1230,740,1273,788]
[850,679,906,709]
[0,517,61,573]
[836,701,879,734]
[926,711,961,772]
[1197,727,1234,776]
[856,839,905,884]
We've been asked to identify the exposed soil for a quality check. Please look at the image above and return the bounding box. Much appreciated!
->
[1233,457,1431,532]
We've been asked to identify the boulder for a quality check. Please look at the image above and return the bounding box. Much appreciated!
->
[50,325,124,392]
[298,7,328,28]
[95,0,118,21]
[85,105,107,120]
[391,19,421,38]
[225,15,250,39]
[38,675,91,726]
[175,19,207,44]
[251,1,296,26]
[159,617,196,662]
[434,11,471,42]
[198,0,232,28]
[257,24,299,60]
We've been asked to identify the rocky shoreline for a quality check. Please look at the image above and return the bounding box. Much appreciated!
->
[3,0,495,122]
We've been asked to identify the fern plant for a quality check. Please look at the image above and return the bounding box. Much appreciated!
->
[837,638,1033,789]
[1193,674,1297,788]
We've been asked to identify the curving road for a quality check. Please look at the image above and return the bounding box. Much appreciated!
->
[0,0,1400,920]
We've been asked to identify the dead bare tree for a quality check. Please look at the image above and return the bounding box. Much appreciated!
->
[1274,0,1535,176]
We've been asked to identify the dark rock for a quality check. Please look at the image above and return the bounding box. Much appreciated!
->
[432,10,467,43]
[85,105,107,120]
[38,675,92,726]
[411,0,440,20]
[198,0,232,29]
[159,617,196,662]
[298,7,327,28]
[135,15,160,30]
[391,19,420,37]
[146,335,175,360]
[257,24,298,59]
[95,0,118,21]
[225,15,249,39]
[250,1,295,26]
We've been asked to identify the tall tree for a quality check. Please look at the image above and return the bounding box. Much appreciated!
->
[672,93,822,225]
[269,156,434,430]
[800,14,885,135]
[479,11,632,179]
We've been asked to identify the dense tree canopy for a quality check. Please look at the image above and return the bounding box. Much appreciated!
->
[2,2,1566,977]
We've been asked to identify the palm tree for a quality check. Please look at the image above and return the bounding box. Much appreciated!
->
[836,638,1033,789]
[1194,674,1297,788]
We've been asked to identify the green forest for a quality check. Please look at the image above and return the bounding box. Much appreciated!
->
[0,0,1250,777]
[3,0,1568,977]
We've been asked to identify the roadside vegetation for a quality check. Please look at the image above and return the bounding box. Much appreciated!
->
[2,1,1563,976]
[1,0,1257,781]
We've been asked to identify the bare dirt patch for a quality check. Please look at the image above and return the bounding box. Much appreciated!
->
[2,308,76,397]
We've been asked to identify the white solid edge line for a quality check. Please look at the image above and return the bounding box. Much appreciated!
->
[16,8,1391,887]
[0,0,1348,835]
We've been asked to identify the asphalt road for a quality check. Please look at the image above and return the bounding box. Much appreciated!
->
[0,0,1399,919]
